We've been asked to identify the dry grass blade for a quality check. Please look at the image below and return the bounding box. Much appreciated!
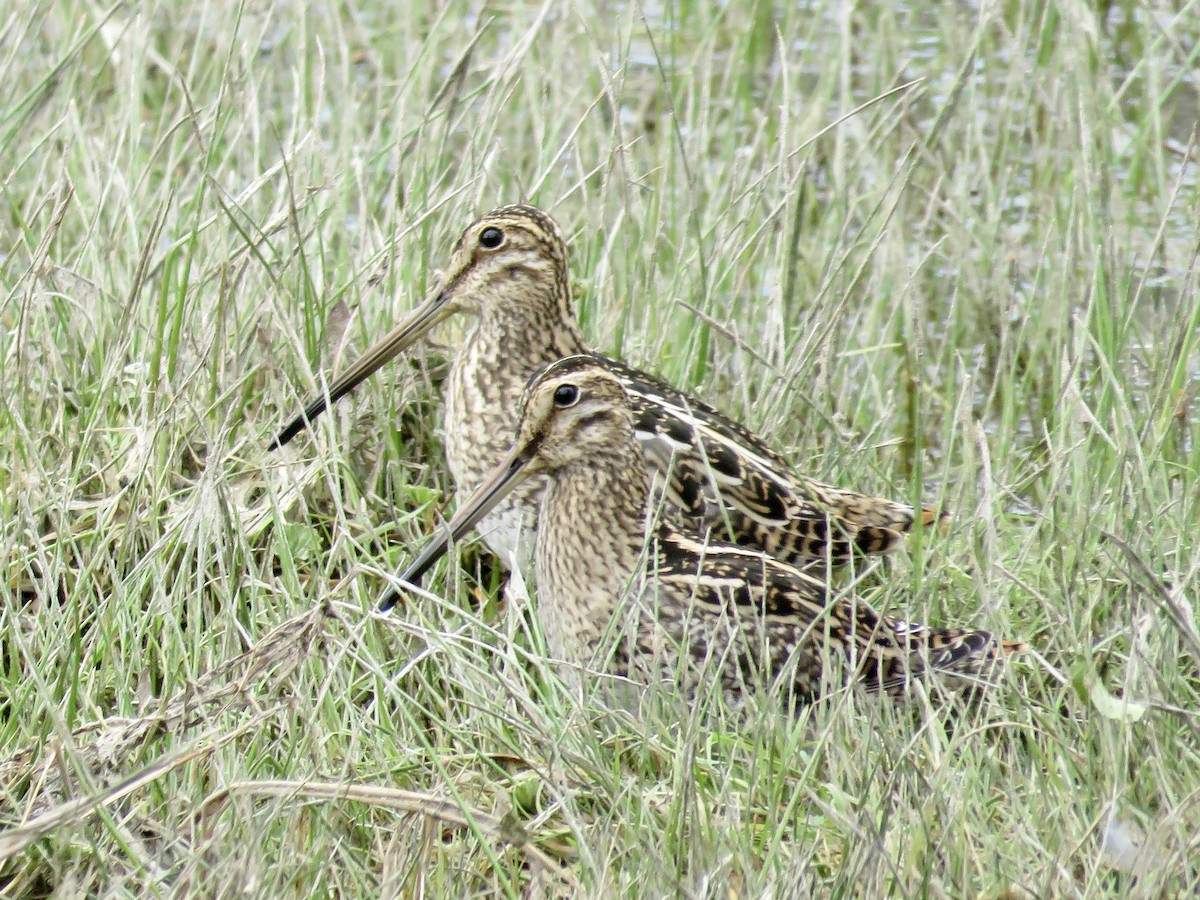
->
[201,779,580,890]
[1103,531,1200,659]
[0,716,271,864]
[1,604,334,810]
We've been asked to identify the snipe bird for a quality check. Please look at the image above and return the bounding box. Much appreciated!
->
[385,356,1023,705]
[271,205,944,574]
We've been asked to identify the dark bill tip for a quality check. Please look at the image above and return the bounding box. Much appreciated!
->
[378,588,403,613]
[268,290,449,451]
[268,395,332,450]
[376,533,451,614]
[374,443,533,617]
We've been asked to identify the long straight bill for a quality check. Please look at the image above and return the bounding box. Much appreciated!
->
[269,289,451,450]
[377,445,534,612]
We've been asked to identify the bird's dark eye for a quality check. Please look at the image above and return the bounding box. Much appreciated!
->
[553,384,579,407]
[479,227,504,249]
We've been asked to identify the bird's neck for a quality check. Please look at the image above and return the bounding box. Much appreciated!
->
[469,282,587,373]
[444,283,587,489]
[534,440,651,663]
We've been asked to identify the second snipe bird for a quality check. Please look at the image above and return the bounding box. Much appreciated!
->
[387,356,1023,705]
[272,205,944,573]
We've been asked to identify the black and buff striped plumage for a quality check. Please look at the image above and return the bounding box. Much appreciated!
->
[387,357,1024,704]
[271,205,944,574]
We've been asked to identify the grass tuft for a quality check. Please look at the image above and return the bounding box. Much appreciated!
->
[3,0,1199,894]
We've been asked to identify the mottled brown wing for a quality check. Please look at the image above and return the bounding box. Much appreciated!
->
[652,531,1023,700]
[601,356,933,565]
